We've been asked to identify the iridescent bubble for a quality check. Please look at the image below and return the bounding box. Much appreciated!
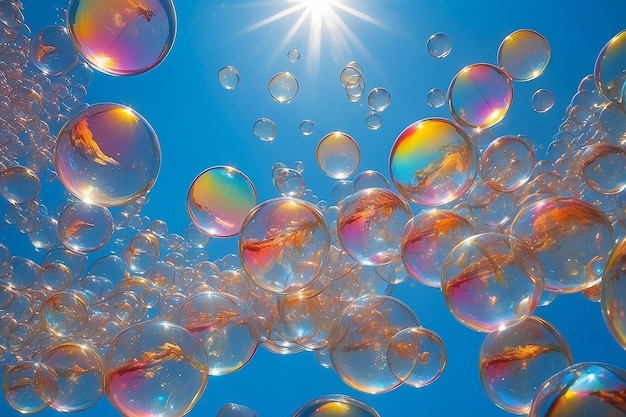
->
[67,0,177,76]
[353,170,389,191]
[479,316,573,414]
[316,131,360,179]
[448,63,513,128]
[532,89,555,113]
[272,166,306,198]
[299,119,314,136]
[3,361,58,414]
[427,32,452,59]
[498,29,550,81]
[427,87,446,108]
[187,166,257,238]
[30,25,78,76]
[218,65,240,90]
[103,320,209,417]
[367,87,391,111]
[239,198,330,294]
[579,144,626,194]
[337,188,411,266]
[58,201,114,252]
[441,233,545,332]
[510,197,614,293]
[268,71,299,103]
[480,135,535,192]
[42,343,102,412]
[54,103,161,207]
[595,29,626,104]
[0,165,40,204]
[529,363,626,417]
[292,394,381,417]
[287,48,300,63]
[401,209,474,288]
[40,291,89,338]
[253,117,277,142]
[389,118,477,206]
[601,237,626,349]
[365,112,382,130]
[387,327,446,388]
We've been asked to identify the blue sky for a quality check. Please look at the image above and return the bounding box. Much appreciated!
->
[3,0,626,416]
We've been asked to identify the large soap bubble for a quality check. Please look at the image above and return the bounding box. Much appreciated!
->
[54,103,161,207]
[292,394,381,417]
[2,361,58,414]
[602,237,626,350]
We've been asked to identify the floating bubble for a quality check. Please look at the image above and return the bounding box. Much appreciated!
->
[123,231,160,274]
[103,320,209,417]
[601,237,626,349]
[253,117,277,141]
[389,118,477,206]
[316,131,360,180]
[292,394,381,417]
[268,71,299,103]
[218,403,258,417]
[498,29,550,81]
[3,361,58,414]
[272,166,306,198]
[31,25,77,76]
[37,262,72,292]
[218,65,240,90]
[187,166,257,238]
[340,63,365,102]
[441,233,544,332]
[299,119,314,136]
[365,112,382,130]
[54,103,161,207]
[353,170,389,191]
[427,87,446,108]
[10,86,43,123]
[40,291,89,338]
[337,188,411,266]
[529,362,626,417]
[387,327,446,388]
[595,29,626,104]
[0,165,40,204]
[58,201,114,252]
[367,87,391,111]
[480,135,535,192]
[448,63,513,128]
[427,32,452,59]
[579,144,626,194]
[510,197,614,293]
[7,256,40,290]
[532,89,555,113]
[479,316,573,414]
[401,209,474,288]
[67,0,177,76]
[287,48,300,63]
[239,197,330,294]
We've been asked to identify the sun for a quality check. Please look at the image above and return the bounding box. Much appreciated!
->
[298,0,335,15]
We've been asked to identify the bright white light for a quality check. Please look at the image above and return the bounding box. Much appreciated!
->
[303,0,334,14]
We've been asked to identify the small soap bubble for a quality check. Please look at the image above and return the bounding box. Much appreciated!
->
[268,71,299,103]
[287,48,300,63]
[58,201,114,252]
[367,87,391,111]
[3,361,58,414]
[316,131,360,179]
[31,25,77,76]
[427,32,452,59]
[595,29,626,103]
[217,403,258,417]
[218,66,240,90]
[427,87,446,108]
[0,165,40,204]
[532,89,555,113]
[365,112,382,130]
[299,119,315,136]
[253,117,277,142]
[292,395,381,417]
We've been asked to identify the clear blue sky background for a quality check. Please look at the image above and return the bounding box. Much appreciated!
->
[3,0,626,416]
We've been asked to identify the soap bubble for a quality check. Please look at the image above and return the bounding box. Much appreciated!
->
[287,48,300,63]
[253,117,277,141]
[268,71,299,103]
[316,131,360,180]
[31,25,78,76]
[3,361,58,414]
[58,201,114,252]
[532,89,555,113]
[292,394,381,417]
[40,291,90,338]
[480,135,535,192]
[498,29,550,81]
[601,237,626,349]
[427,33,452,59]
[218,66,240,90]
[0,165,40,204]
[594,29,626,104]
[367,87,391,111]
[299,119,315,136]
[365,112,382,130]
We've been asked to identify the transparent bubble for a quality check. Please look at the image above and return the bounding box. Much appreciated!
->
[299,119,314,136]
[480,135,535,192]
[218,65,240,90]
[273,166,306,198]
[10,86,43,123]
[353,170,389,191]
[218,403,258,417]
[239,197,330,294]
[367,87,391,111]
[3,361,58,414]
[7,256,40,290]
[268,71,299,103]
[54,103,161,206]
[287,48,300,63]
[42,343,102,412]
[58,201,113,252]
[292,394,381,417]
[31,25,77,76]
[510,197,614,293]
[579,144,626,194]
[0,165,40,204]
[529,363,626,417]
[253,117,277,142]
[40,291,89,337]
[401,209,474,288]
[427,32,452,59]
[337,188,411,266]
[601,237,626,349]
[124,231,160,274]
[67,0,177,76]
[103,320,209,417]
[448,63,513,128]
[387,327,446,388]
[532,89,555,113]
[187,166,257,238]
[595,29,626,104]
[427,87,446,108]
[316,131,360,179]
[365,112,382,130]
[441,233,545,332]
[340,63,365,102]
[37,262,72,292]
[389,118,477,206]
[328,295,419,394]
[479,316,573,414]
[498,29,550,81]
